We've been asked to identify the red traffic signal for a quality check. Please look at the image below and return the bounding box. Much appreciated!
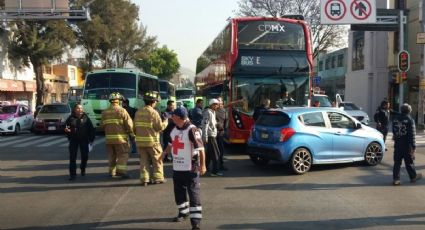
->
[398,50,410,72]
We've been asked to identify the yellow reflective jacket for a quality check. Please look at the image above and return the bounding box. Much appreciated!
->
[101,104,134,144]
[134,105,167,147]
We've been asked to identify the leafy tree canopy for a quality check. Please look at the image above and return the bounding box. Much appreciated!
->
[136,46,180,81]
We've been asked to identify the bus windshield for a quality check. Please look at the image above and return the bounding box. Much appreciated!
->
[176,89,193,99]
[238,21,305,51]
[68,87,83,101]
[83,73,136,100]
[232,74,309,113]
[159,81,175,100]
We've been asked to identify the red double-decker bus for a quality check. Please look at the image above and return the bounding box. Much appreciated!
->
[195,17,313,144]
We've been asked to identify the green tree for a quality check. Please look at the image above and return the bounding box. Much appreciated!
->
[136,46,180,80]
[75,0,157,69]
[8,20,76,106]
[236,0,346,59]
[75,15,107,73]
[115,23,158,68]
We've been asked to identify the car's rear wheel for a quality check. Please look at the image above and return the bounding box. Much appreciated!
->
[249,155,270,167]
[14,123,20,135]
[290,148,312,175]
[364,142,383,166]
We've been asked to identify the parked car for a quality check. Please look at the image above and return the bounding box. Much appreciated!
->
[339,102,370,125]
[247,107,385,174]
[33,103,71,134]
[311,94,333,107]
[0,104,34,135]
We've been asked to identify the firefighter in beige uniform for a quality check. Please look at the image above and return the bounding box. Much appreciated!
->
[101,92,134,178]
[134,91,168,186]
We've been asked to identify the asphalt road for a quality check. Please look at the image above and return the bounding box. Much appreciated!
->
[1,132,425,230]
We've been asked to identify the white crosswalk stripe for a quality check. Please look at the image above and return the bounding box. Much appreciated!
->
[16,136,59,147]
[386,133,425,147]
[0,136,40,147]
[0,135,105,148]
[58,136,105,147]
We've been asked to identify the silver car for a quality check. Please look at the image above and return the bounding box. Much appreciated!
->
[339,102,370,125]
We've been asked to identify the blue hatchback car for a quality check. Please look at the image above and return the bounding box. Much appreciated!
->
[247,107,385,174]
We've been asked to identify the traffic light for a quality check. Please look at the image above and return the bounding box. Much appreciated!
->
[394,73,400,84]
[398,50,410,72]
[401,72,407,82]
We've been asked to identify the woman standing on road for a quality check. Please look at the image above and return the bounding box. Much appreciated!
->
[64,103,96,181]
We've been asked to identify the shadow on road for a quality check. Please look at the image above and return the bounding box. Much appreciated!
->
[218,213,425,230]
[7,217,180,230]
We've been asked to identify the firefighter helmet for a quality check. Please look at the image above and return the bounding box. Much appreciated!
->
[109,92,123,102]
[143,91,159,101]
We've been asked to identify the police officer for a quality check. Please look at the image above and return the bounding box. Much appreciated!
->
[163,106,206,230]
[101,92,134,178]
[392,103,422,185]
[134,91,168,186]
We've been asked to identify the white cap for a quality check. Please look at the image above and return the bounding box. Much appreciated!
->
[209,98,220,105]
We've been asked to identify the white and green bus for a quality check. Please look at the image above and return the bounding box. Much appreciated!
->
[158,80,176,112]
[176,88,195,109]
[81,68,159,128]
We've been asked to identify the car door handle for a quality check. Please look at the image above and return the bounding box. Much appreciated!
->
[334,132,342,135]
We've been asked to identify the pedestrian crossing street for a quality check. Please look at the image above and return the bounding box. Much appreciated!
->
[0,134,105,148]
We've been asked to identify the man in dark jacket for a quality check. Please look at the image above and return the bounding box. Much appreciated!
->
[161,100,176,161]
[374,100,390,142]
[189,99,204,128]
[392,103,422,185]
[65,103,96,180]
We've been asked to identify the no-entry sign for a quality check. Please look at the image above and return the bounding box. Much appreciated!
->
[321,0,376,24]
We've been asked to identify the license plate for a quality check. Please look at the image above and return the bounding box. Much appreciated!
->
[261,132,268,139]
[48,126,56,131]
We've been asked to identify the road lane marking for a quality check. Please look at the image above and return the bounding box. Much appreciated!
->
[0,135,24,142]
[37,137,68,147]
[0,136,40,147]
[16,136,60,147]
[58,137,105,147]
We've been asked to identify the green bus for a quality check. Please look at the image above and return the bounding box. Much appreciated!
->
[81,68,159,128]
[176,88,195,109]
[67,86,83,109]
[158,80,176,112]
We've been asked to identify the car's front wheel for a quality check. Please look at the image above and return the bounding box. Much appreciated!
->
[249,155,270,167]
[290,148,312,175]
[14,123,20,135]
[364,142,383,166]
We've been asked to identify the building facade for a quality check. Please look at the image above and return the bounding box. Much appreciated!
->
[315,48,348,101]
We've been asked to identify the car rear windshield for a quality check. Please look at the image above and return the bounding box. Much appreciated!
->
[0,106,17,114]
[40,105,70,113]
[256,112,290,127]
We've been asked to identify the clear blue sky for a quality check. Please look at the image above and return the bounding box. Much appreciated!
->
[132,0,239,73]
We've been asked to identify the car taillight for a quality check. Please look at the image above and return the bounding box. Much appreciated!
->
[280,127,295,142]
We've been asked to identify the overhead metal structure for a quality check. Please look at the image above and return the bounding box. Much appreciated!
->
[0,0,90,21]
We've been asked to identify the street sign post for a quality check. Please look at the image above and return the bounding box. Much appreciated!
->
[320,0,376,24]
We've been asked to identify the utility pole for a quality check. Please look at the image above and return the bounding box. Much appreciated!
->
[399,9,404,111]
[419,0,425,129]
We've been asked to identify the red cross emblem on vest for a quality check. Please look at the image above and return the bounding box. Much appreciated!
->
[172,135,185,155]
